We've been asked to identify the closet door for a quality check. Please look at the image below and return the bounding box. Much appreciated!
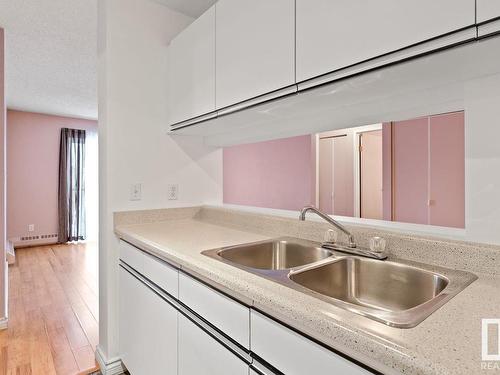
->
[428,112,465,228]
[392,117,429,225]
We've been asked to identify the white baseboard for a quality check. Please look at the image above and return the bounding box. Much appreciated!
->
[95,345,126,375]
[0,317,8,330]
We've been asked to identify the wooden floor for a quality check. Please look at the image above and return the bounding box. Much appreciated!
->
[0,242,99,375]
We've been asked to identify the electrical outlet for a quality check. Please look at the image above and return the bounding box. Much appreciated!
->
[28,224,35,232]
[130,183,142,201]
[167,184,178,200]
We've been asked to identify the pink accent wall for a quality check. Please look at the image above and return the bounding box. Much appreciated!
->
[7,110,97,239]
[223,135,314,211]
[0,28,7,319]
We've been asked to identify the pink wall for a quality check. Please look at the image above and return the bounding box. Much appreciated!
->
[223,135,314,211]
[0,28,7,319]
[7,110,97,240]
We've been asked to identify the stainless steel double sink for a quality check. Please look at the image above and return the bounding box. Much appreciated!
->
[202,237,477,328]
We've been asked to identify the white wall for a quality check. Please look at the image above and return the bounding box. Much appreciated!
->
[97,0,222,365]
[465,73,500,244]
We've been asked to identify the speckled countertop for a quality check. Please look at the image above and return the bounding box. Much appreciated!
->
[114,206,500,375]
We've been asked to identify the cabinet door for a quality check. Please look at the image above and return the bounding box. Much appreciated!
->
[251,311,371,375]
[178,314,248,375]
[215,0,295,109]
[168,6,215,124]
[477,0,500,23]
[119,268,146,375]
[119,267,178,375]
[296,0,475,82]
[142,284,178,375]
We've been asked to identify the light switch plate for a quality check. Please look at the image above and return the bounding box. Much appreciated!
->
[167,184,178,200]
[130,183,142,201]
[28,224,35,232]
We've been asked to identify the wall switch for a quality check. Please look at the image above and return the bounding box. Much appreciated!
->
[167,184,178,200]
[130,183,142,201]
[28,224,35,232]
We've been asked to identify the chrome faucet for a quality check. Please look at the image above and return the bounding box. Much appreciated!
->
[299,206,356,247]
[299,206,387,260]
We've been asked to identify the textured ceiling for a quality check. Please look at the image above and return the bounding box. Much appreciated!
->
[154,0,217,18]
[0,0,97,119]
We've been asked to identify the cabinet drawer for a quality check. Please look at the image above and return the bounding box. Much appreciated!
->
[251,311,372,375]
[179,272,250,349]
[119,240,144,271]
[142,251,178,298]
[119,240,179,297]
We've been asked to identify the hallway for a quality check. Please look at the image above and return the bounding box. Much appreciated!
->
[0,243,99,375]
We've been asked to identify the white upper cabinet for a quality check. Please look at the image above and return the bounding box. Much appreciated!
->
[215,0,295,109]
[168,6,215,125]
[477,0,500,23]
[296,0,476,82]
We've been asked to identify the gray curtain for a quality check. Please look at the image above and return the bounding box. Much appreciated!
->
[58,128,86,243]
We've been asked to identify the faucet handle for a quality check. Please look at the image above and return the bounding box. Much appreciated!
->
[323,229,338,244]
[369,236,386,253]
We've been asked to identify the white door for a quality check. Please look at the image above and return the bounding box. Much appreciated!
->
[178,314,248,375]
[296,0,475,82]
[168,6,216,124]
[215,0,295,109]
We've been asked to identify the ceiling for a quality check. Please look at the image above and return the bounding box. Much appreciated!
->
[0,0,214,120]
[0,0,98,119]
[154,0,217,18]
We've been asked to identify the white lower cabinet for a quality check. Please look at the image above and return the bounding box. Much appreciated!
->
[251,311,371,375]
[119,267,144,375]
[178,314,249,375]
[119,267,178,375]
[119,242,374,375]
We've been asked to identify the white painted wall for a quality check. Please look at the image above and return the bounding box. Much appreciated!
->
[97,0,222,365]
[464,73,500,245]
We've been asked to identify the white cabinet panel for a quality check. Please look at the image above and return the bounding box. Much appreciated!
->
[251,311,371,375]
[477,0,500,22]
[296,0,475,82]
[178,314,248,375]
[215,0,295,109]
[119,240,179,297]
[179,272,250,348]
[168,6,216,124]
[142,283,178,375]
[142,251,179,298]
[119,268,146,375]
[119,267,178,375]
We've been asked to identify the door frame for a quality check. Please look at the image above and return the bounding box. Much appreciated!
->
[353,124,383,218]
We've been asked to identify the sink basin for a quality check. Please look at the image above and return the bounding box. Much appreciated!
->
[290,257,448,312]
[203,238,477,327]
[205,238,333,270]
